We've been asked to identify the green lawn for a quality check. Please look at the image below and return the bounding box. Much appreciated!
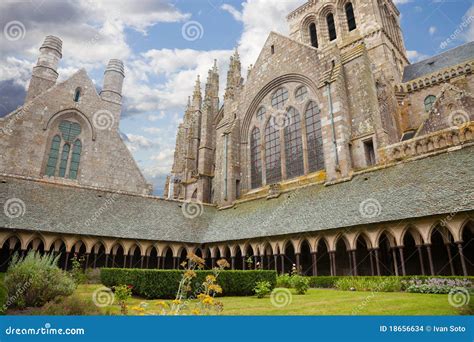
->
[75,284,458,315]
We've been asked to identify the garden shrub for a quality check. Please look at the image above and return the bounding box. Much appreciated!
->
[85,268,102,284]
[4,251,76,308]
[276,274,292,288]
[307,276,340,288]
[402,278,472,294]
[40,295,103,315]
[292,275,310,294]
[0,274,7,315]
[254,281,272,298]
[335,276,403,292]
[101,269,277,299]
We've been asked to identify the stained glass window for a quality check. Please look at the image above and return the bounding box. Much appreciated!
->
[305,101,325,172]
[295,86,308,103]
[284,107,305,179]
[256,106,266,121]
[271,88,289,109]
[69,139,82,179]
[424,95,436,112]
[265,121,282,184]
[250,127,262,189]
[45,135,61,176]
[58,143,70,178]
[59,120,81,142]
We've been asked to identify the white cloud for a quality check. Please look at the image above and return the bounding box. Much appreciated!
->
[407,50,429,63]
[221,4,243,22]
[236,0,305,68]
[429,26,436,35]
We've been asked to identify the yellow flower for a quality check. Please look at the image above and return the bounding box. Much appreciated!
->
[216,259,230,269]
[202,297,214,305]
[191,309,201,315]
[205,275,216,283]
[208,284,222,294]
[184,270,196,279]
[156,301,168,308]
[172,299,182,305]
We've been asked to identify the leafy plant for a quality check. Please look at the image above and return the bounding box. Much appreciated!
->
[40,294,103,315]
[4,251,76,308]
[70,253,86,284]
[291,275,309,295]
[114,285,133,315]
[254,281,272,298]
[276,274,292,288]
[402,278,472,294]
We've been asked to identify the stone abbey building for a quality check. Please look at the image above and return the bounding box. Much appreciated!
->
[1,0,473,277]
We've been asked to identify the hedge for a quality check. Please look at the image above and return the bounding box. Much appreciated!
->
[306,275,474,291]
[101,269,277,299]
[0,274,6,315]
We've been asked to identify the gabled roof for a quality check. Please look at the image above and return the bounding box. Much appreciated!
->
[402,42,474,83]
[1,146,473,244]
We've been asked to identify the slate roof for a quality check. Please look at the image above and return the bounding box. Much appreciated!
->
[1,146,473,244]
[402,41,474,83]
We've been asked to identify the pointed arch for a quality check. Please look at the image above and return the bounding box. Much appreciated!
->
[305,101,324,172]
[264,119,282,184]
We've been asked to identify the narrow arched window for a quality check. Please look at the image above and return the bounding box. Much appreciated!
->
[284,107,304,179]
[58,143,70,178]
[265,121,281,184]
[73,88,81,102]
[424,95,436,112]
[345,3,356,31]
[250,127,262,189]
[305,101,325,172]
[45,135,61,176]
[327,13,337,41]
[69,139,82,179]
[309,23,318,48]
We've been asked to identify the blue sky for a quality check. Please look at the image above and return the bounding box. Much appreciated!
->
[0,0,473,195]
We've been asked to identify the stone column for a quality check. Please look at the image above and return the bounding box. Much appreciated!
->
[332,252,337,276]
[374,248,381,276]
[64,251,70,270]
[445,243,455,276]
[369,249,374,276]
[157,256,162,269]
[311,252,317,276]
[425,244,435,275]
[295,253,301,274]
[140,256,144,269]
[398,247,406,276]
[104,254,109,268]
[416,245,425,275]
[85,253,90,269]
[145,256,150,269]
[129,255,134,268]
[231,256,235,270]
[92,253,97,269]
[112,254,116,267]
[348,251,353,275]
[242,256,246,270]
[391,248,399,276]
[273,254,278,273]
[351,250,358,276]
[280,254,285,274]
[211,257,216,268]
[123,255,128,268]
[457,243,468,276]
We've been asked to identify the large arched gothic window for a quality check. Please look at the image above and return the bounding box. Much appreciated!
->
[345,3,356,31]
[265,121,282,184]
[284,107,304,179]
[45,120,83,179]
[305,101,325,172]
[250,127,262,189]
[327,13,337,41]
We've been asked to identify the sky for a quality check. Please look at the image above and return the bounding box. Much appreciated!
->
[0,0,473,195]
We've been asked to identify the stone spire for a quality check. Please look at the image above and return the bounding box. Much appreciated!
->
[192,75,202,110]
[225,48,242,100]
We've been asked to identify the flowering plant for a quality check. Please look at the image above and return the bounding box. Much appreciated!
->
[402,278,472,294]
[114,285,133,314]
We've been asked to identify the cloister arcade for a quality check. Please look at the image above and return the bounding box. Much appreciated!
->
[0,216,472,276]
